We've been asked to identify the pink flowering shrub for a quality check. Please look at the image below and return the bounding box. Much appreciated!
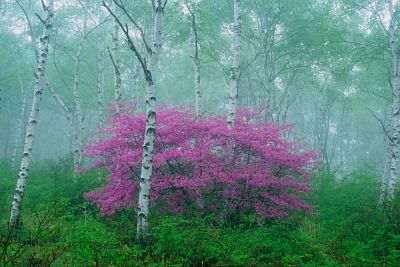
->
[83,106,317,220]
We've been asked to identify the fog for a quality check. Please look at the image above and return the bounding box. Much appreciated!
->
[0,0,398,266]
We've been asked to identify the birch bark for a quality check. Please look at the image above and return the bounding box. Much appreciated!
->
[381,136,392,202]
[136,0,165,239]
[9,0,54,227]
[71,11,88,169]
[188,4,201,117]
[111,2,122,116]
[227,0,241,127]
[96,40,105,125]
[96,6,105,125]
[388,4,400,201]
[104,0,166,240]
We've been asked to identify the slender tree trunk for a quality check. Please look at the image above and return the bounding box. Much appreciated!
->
[266,73,277,121]
[188,5,201,117]
[317,72,333,174]
[111,3,122,116]
[104,0,166,239]
[71,13,88,170]
[72,39,84,169]
[227,0,241,127]
[136,1,165,240]
[96,41,105,125]
[9,0,54,227]
[96,10,105,125]
[381,136,392,202]
[193,57,201,117]
[387,2,400,201]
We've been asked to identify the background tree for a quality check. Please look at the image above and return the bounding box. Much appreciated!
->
[9,0,54,227]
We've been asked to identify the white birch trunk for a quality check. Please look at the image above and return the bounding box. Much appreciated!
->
[136,1,165,239]
[227,0,241,127]
[189,7,201,117]
[71,13,88,170]
[72,39,84,169]
[381,138,392,202]
[193,58,201,117]
[387,2,400,201]
[9,0,54,227]
[96,40,105,125]
[266,72,277,121]
[112,3,122,116]
[96,7,105,125]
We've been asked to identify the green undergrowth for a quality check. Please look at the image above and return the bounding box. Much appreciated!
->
[1,160,399,266]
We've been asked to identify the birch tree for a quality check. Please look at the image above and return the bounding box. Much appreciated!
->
[110,2,122,116]
[227,0,241,127]
[71,7,88,169]
[385,0,400,201]
[96,4,105,125]
[9,0,54,227]
[69,2,106,170]
[104,0,167,240]
[185,2,201,117]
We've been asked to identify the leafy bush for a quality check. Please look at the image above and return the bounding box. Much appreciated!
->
[83,107,317,221]
[147,216,226,266]
[59,217,123,266]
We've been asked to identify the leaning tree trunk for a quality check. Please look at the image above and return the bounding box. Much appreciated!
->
[227,0,241,127]
[9,0,54,227]
[136,2,165,240]
[111,2,122,116]
[386,2,400,201]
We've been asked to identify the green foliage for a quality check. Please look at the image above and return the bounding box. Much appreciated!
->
[148,216,227,266]
[59,217,123,266]
[315,168,400,266]
[1,161,400,266]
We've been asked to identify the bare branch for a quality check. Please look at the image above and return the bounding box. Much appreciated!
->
[368,108,392,141]
[185,1,199,59]
[162,0,168,10]
[372,91,392,102]
[103,1,148,75]
[107,46,118,69]
[203,47,230,76]
[39,0,47,11]
[16,1,37,48]
[35,13,45,24]
[112,0,151,53]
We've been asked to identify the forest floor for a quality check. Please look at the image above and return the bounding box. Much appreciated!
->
[0,160,399,266]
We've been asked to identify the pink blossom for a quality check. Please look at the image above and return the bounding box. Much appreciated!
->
[83,107,318,219]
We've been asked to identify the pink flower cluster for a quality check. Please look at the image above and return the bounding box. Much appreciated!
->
[83,107,317,219]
